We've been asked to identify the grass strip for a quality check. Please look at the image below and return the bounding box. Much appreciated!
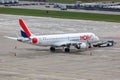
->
[0,7,120,22]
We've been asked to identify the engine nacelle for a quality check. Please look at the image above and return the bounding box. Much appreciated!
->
[75,43,87,49]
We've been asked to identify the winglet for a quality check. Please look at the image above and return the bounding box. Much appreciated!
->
[19,19,31,38]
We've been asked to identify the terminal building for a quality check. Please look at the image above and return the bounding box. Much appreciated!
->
[0,0,19,4]
[54,1,120,12]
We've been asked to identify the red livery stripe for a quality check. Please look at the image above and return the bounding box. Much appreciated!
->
[19,19,31,38]
[80,35,92,40]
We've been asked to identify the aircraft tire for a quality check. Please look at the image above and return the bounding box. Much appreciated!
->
[50,47,55,52]
[65,48,70,53]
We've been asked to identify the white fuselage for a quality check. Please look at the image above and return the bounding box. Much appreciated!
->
[31,32,99,47]
[6,19,100,52]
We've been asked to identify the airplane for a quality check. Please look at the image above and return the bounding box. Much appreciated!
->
[5,19,100,52]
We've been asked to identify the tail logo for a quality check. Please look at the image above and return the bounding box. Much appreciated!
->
[19,19,31,38]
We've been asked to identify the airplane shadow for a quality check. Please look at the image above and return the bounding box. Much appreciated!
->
[16,47,97,55]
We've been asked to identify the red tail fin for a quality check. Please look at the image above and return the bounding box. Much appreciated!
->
[19,19,31,38]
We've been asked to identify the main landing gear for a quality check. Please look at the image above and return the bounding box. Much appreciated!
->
[50,47,70,53]
[50,47,55,52]
[64,47,70,53]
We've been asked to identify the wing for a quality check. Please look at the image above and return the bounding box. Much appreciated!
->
[53,41,87,49]
[53,41,82,47]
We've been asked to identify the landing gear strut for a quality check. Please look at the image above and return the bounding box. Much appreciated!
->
[87,40,92,48]
[88,44,92,48]
[50,47,55,52]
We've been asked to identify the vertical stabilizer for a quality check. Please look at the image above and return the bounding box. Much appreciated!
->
[19,19,32,38]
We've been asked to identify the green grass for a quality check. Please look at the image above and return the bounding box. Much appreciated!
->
[48,0,120,3]
[0,7,120,22]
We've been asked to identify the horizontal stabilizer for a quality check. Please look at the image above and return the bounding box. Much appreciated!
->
[4,36,17,40]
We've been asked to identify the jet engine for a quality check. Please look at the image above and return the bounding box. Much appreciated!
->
[75,43,87,49]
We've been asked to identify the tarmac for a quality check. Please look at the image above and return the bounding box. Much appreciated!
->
[0,14,120,80]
